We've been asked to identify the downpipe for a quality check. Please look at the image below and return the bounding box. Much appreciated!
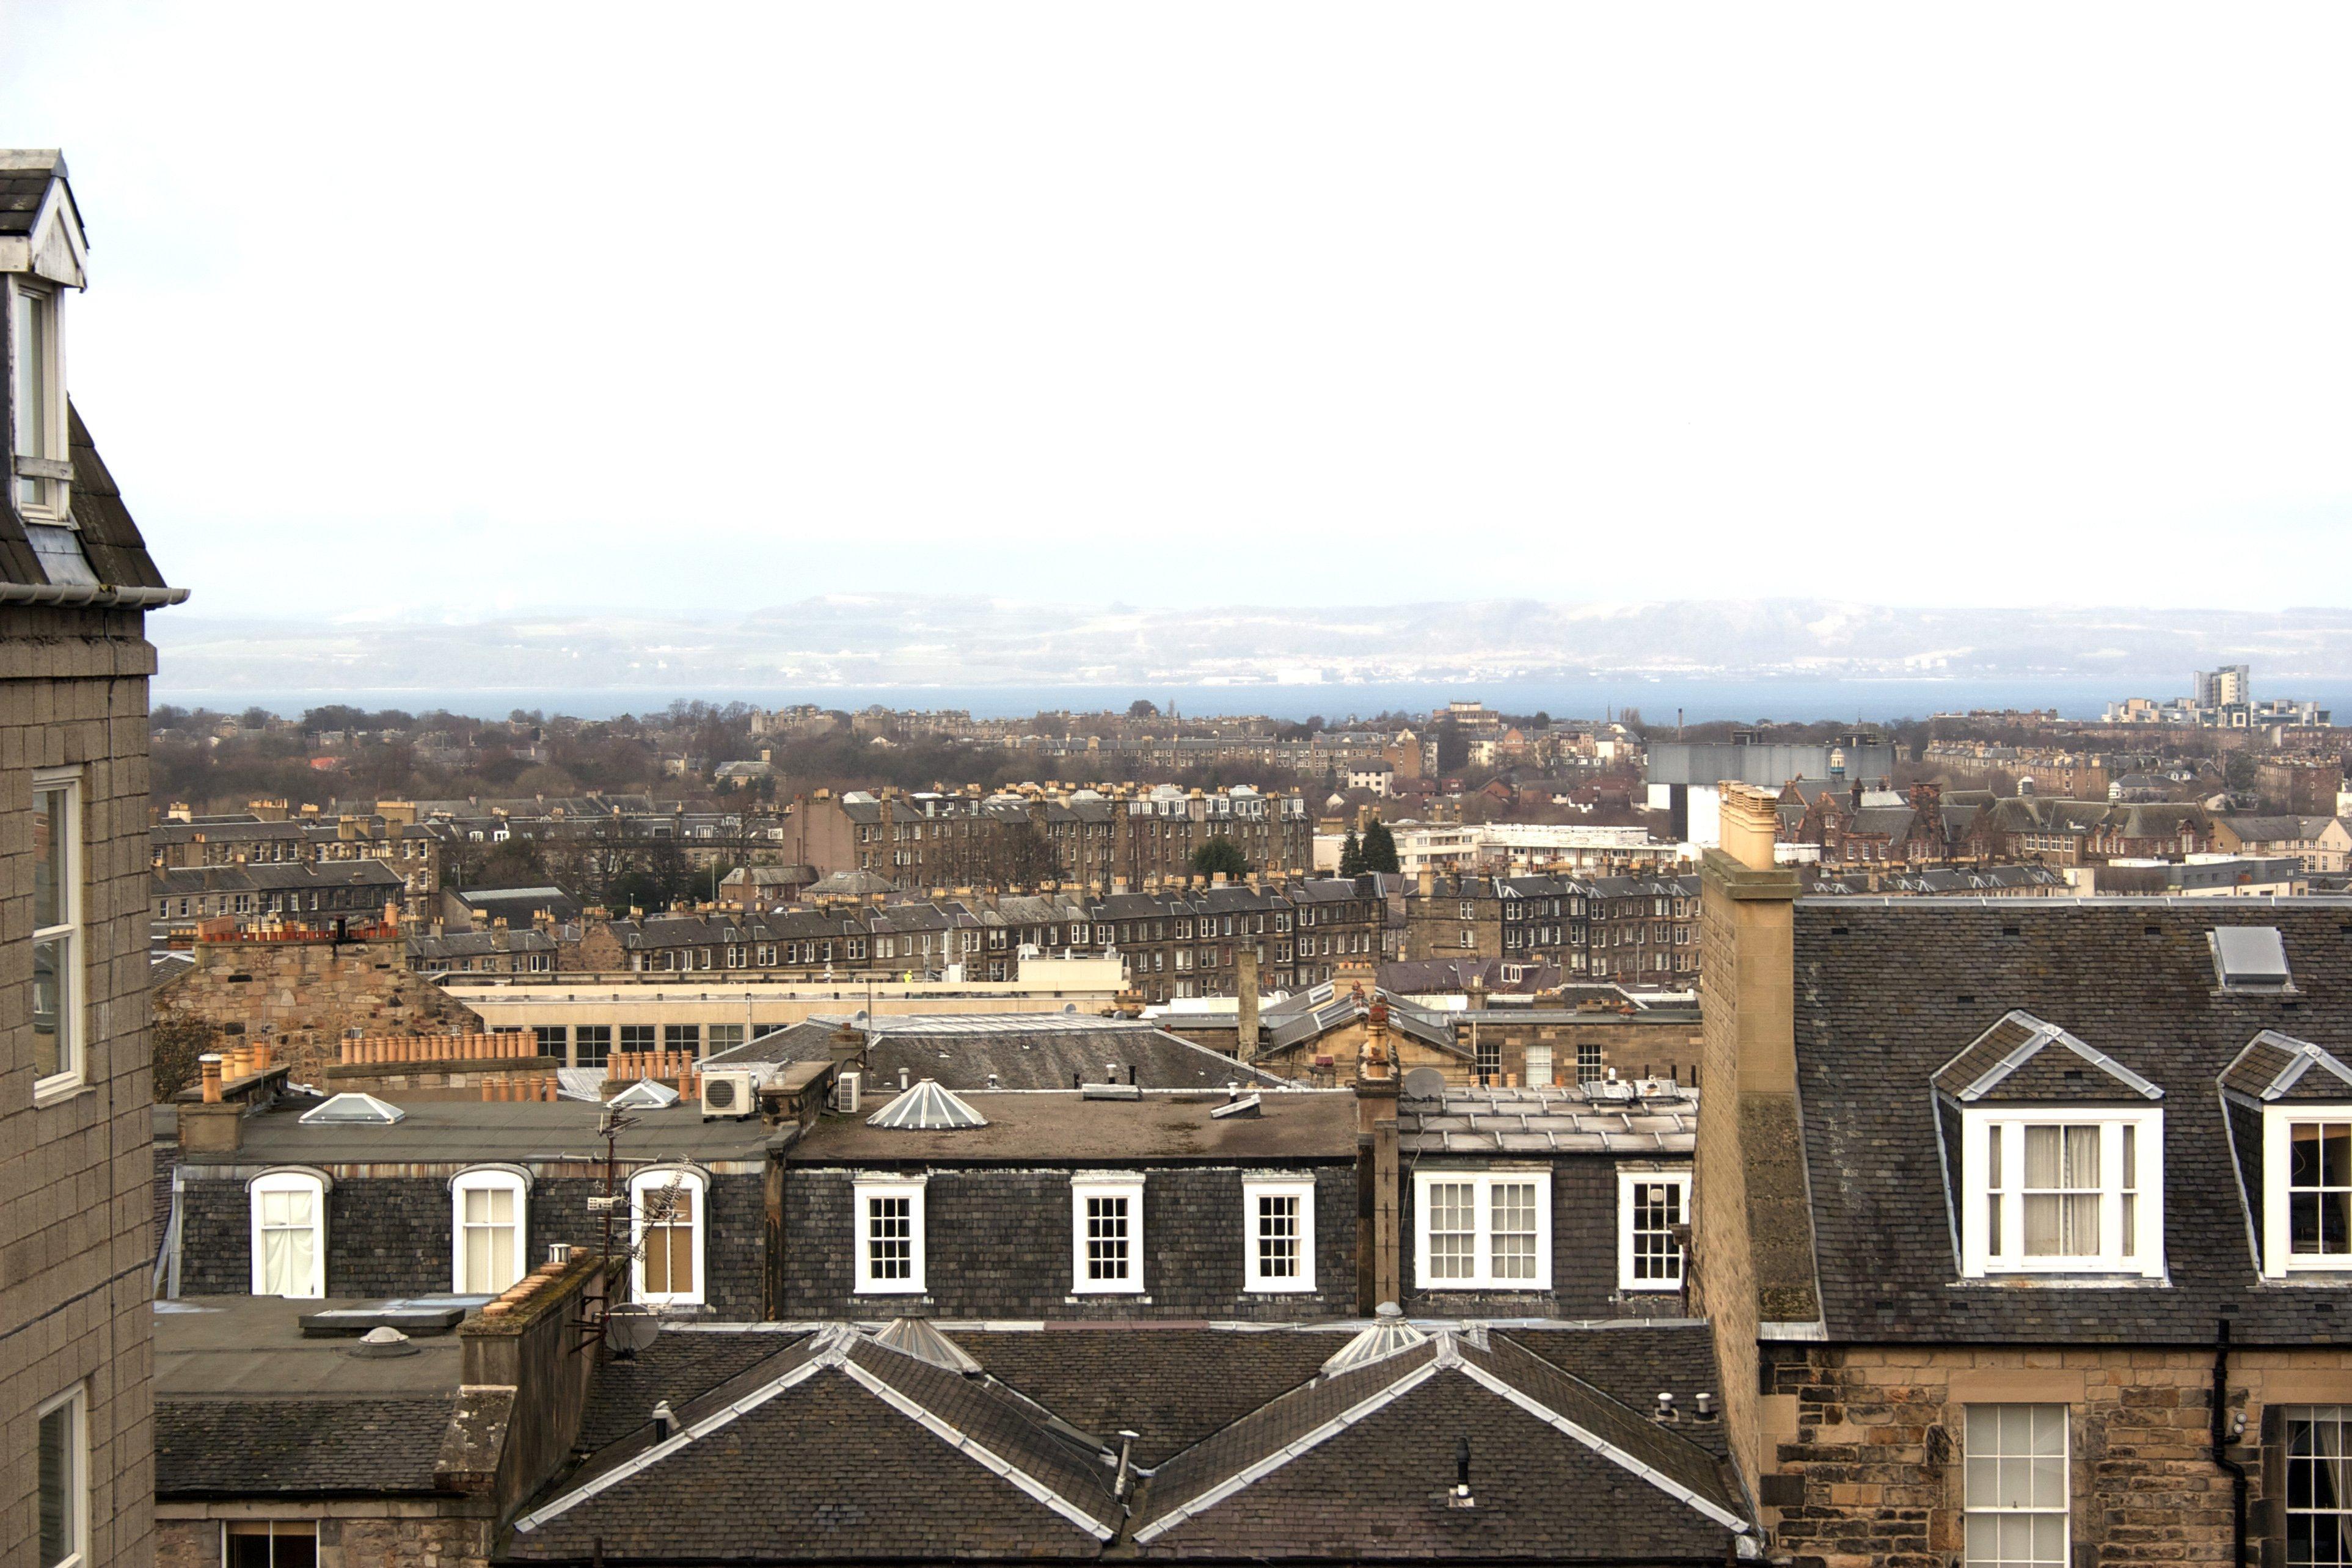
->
[2211,1317,2248,1568]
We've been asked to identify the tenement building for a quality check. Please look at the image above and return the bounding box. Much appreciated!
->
[2,148,183,1568]
[1698,783,2352,1566]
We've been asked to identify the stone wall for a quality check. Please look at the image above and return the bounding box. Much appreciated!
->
[1756,1341,2352,1568]
[154,934,478,1086]
[157,1509,494,1568]
[0,603,160,1568]
[780,1164,1357,1319]
[174,1172,765,1318]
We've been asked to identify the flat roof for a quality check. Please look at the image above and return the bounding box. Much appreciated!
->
[788,1088,1357,1164]
[155,1296,465,1398]
[180,1097,781,1168]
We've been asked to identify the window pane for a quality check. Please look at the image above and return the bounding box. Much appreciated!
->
[16,291,51,461]
[34,787,62,931]
[38,1400,71,1568]
[1257,1194,1299,1278]
[32,935,64,1080]
[1491,1181,1538,1280]
[1428,1182,1475,1280]
[273,1528,319,1568]
[1086,1195,1130,1280]
[868,1196,912,1280]
[1965,1402,2068,1568]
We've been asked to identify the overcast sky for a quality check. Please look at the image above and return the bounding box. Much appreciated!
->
[6,4,2352,621]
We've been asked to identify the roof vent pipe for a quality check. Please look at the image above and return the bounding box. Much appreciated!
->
[1448,1436,1475,1509]
[652,1401,678,1439]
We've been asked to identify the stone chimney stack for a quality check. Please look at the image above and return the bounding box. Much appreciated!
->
[1354,992,1401,1312]
[1693,782,1816,1495]
[1235,948,1260,1060]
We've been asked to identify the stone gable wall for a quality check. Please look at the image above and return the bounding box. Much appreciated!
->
[155,936,478,1085]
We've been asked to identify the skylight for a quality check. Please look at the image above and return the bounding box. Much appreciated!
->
[608,1080,681,1109]
[2212,927,2293,993]
[298,1092,406,1125]
[867,1079,988,1130]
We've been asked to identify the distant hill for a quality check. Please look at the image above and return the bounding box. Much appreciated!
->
[148,595,2352,695]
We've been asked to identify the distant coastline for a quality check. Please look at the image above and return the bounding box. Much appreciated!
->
[147,677,2352,726]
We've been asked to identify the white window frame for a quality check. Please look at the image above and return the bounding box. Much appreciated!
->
[854,1173,927,1295]
[1962,1402,2070,1568]
[248,1169,329,1299]
[32,769,84,1101]
[629,1165,707,1307]
[1412,1169,1553,1291]
[1617,1170,1690,1292]
[35,1384,86,1568]
[1071,1174,1145,1295]
[12,277,70,523]
[1242,1176,1316,1293]
[1960,1107,2164,1278]
[449,1166,531,1296]
[2284,1404,2352,1562]
[2263,1107,2352,1277]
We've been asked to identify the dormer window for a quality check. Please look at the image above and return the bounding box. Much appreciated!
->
[2222,1032,2352,1278]
[1937,1012,2167,1280]
[1965,1110,2163,1275]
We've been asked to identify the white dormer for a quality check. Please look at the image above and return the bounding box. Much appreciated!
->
[2220,1032,2352,1279]
[1936,1012,2167,1280]
[5,151,87,553]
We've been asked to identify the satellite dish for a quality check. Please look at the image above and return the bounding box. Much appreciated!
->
[604,1301,659,1356]
[1402,1067,1447,1101]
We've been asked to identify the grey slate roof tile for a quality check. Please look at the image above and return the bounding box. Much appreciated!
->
[1795,899,2352,1343]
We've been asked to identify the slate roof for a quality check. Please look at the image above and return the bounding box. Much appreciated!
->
[1930,1010,2164,1104]
[153,1295,466,1497]
[157,1396,456,1496]
[155,860,408,897]
[510,1327,1120,1561]
[1131,1332,1743,1559]
[1260,985,1458,1055]
[1395,1082,1698,1155]
[1794,899,2352,1343]
[2219,1030,2352,1104]
[709,1013,1290,1092]
[521,1321,1745,1564]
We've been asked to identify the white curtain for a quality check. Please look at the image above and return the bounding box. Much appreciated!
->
[2023,1126,2098,1256]
[258,1189,316,1296]
[2310,1414,2352,1563]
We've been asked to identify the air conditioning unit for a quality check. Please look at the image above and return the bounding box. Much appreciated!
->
[832,1070,861,1115]
[701,1067,761,1121]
